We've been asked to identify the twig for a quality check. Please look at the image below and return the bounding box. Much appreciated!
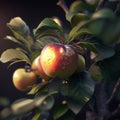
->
[115,1,120,15]
[96,0,106,11]
[57,0,69,14]
[106,104,120,120]
[106,77,120,105]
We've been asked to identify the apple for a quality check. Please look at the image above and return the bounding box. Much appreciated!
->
[12,68,37,91]
[32,56,51,81]
[76,54,86,72]
[40,43,78,79]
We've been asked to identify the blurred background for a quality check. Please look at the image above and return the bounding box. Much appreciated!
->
[0,0,74,102]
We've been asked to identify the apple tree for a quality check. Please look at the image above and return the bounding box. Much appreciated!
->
[0,0,120,120]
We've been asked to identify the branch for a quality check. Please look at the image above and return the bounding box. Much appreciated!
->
[57,0,68,14]
[106,104,120,120]
[94,80,109,120]
[96,0,106,11]
[115,1,120,16]
[106,77,120,105]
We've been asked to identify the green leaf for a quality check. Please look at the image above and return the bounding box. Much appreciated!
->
[89,63,103,82]
[28,82,49,95]
[0,48,30,64]
[87,19,105,36]
[0,97,10,107]
[95,44,115,60]
[97,51,120,82]
[61,71,95,114]
[77,42,98,53]
[7,17,30,36]
[7,17,34,52]
[100,19,120,45]
[30,50,41,63]
[28,84,42,95]
[5,35,23,45]
[39,95,54,111]
[11,98,34,115]
[31,109,41,120]
[91,8,116,20]
[34,91,58,107]
[0,108,12,119]
[57,111,75,120]
[67,27,92,43]
[67,8,117,43]
[33,18,65,41]
[71,13,90,27]
[53,101,68,120]
[69,1,95,13]
[36,36,60,49]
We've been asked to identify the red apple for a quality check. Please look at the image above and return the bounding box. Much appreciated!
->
[40,43,78,79]
[32,56,50,81]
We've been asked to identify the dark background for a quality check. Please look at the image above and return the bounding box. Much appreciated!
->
[0,0,74,102]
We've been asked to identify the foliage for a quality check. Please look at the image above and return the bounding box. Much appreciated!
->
[0,0,120,120]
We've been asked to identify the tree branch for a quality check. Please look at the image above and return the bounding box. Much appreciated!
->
[57,0,69,14]
[94,80,109,120]
[106,104,120,120]
[115,1,120,16]
[96,0,106,11]
[106,77,120,105]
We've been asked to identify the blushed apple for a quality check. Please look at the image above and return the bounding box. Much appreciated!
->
[40,43,78,79]
[32,56,50,81]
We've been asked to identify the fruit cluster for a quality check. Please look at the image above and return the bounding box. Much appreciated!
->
[12,43,85,91]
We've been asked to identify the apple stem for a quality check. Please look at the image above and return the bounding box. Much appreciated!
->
[57,0,69,14]
[25,63,32,72]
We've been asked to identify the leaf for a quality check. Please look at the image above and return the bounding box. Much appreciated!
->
[53,101,68,120]
[67,8,117,43]
[97,51,120,82]
[61,71,95,114]
[95,44,115,60]
[7,17,34,52]
[0,108,12,119]
[67,27,92,43]
[7,17,30,36]
[5,35,23,45]
[11,98,34,115]
[36,36,60,49]
[57,111,75,120]
[30,50,41,63]
[28,82,49,95]
[69,1,95,13]
[39,95,54,111]
[31,110,41,120]
[33,18,65,41]
[0,48,30,64]
[0,97,10,107]
[71,13,90,27]
[89,63,103,82]
[28,84,42,95]
[100,19,120,45]
[91,8,116,20]
[87,19,105,36]
[34,91,57,107]
[77,42,98,53]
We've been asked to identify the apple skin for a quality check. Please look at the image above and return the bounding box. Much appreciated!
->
[12,68,37,91]
[32,56,50,81]
[40,43,78,79]
[76,54,86,72]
